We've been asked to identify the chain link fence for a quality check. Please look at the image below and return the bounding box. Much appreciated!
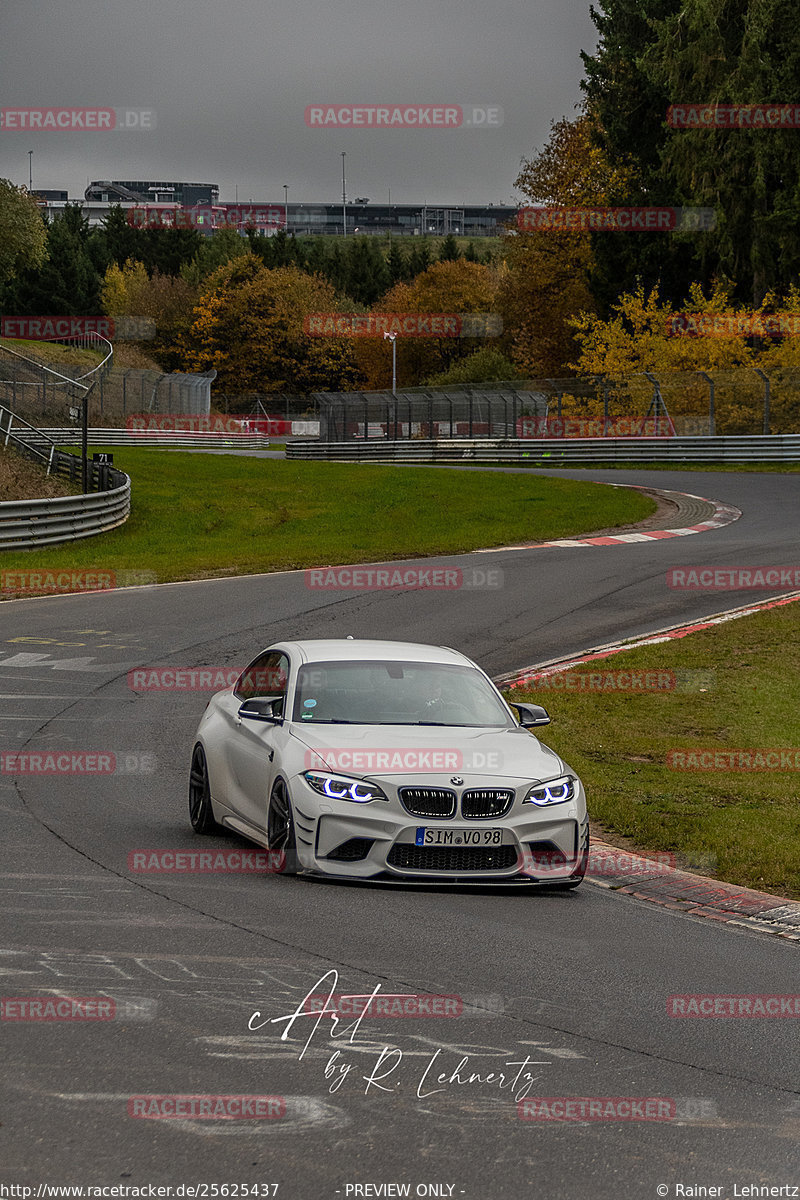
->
[307,371,800,440]
[0,340,214,427]
[213,393,321,421]
[3,350,800,439]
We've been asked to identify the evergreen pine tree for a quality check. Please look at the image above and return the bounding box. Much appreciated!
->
[438,233,461,262]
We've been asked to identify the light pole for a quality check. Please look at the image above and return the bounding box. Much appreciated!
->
[28,150,33,192]
[341,151,347,236]
[283,184,288,232]
[383,331,397,394]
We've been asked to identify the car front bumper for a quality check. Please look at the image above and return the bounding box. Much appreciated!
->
[289,771,589,884]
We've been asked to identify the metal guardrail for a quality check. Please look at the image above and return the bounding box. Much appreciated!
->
[16,428,272,450]
[1,404,132,550]
[286,435,800,464]
[0,480,131,549]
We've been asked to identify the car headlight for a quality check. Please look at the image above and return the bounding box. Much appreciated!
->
[523,774,576,806]
[303,771,388,803]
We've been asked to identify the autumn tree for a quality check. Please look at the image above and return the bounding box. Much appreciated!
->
[0,180,48,287]
[499,111,635,377]
[567,281,800,432]
[353,259,501,389]
[569,281,753,376]
[102,258,199,370]
[184,256,363,393]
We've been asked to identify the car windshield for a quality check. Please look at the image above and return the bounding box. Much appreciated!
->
[292,660,512,727]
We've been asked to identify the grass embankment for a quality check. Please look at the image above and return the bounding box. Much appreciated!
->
[1,337,165,374]
[0,449,654,581]
[510,602,800,897]
[0,446,78,501]
[0,337,104,371]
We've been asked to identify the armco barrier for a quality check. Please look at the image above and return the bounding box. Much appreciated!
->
[0,479,131,549]
[1,404,132,549]
[14,428,273,451]
[285,435,800,464]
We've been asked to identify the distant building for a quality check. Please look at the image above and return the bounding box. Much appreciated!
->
[32,189,69,202]
[84,180,219,206]
[293,202,516,237]
[37,182,517,236]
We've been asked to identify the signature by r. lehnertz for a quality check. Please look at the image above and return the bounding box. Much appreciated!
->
[248,969,550,1098]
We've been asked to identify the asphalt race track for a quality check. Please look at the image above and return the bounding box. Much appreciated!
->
[2,466,799,1198]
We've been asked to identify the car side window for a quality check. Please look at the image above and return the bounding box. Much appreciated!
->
[234,652,290,711]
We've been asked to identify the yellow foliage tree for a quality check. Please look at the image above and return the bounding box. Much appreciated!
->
[568,282,800,433]
[101,257,198,368]
[101,259,150,316]
[185,256,364,394]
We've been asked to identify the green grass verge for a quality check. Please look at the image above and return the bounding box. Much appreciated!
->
[0,449,654,582]
[508,602,800,898]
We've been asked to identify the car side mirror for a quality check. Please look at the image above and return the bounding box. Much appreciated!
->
[512,702,551,728]
[238,696,284,723]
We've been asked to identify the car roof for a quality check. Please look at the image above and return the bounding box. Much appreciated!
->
[266,639,475,668]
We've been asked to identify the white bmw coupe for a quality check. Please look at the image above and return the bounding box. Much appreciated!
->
[189,639,589,887]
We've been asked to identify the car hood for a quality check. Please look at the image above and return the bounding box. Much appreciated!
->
[289,721,567,783]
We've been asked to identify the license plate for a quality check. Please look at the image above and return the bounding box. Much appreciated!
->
[415,826,505,847]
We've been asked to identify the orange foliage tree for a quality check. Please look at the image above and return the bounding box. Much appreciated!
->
[183,256,364,393]
[498,111,636,377]
[352,260,502,390]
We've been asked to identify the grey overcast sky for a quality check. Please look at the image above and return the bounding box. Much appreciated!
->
[1,0,597,206]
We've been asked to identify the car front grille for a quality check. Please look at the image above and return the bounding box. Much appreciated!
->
[398,787,456,819]
[325,837,373,862]
[461,788,514,819]
[387,844,518,873]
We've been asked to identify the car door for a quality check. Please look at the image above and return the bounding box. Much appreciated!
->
[217,651,290,839]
